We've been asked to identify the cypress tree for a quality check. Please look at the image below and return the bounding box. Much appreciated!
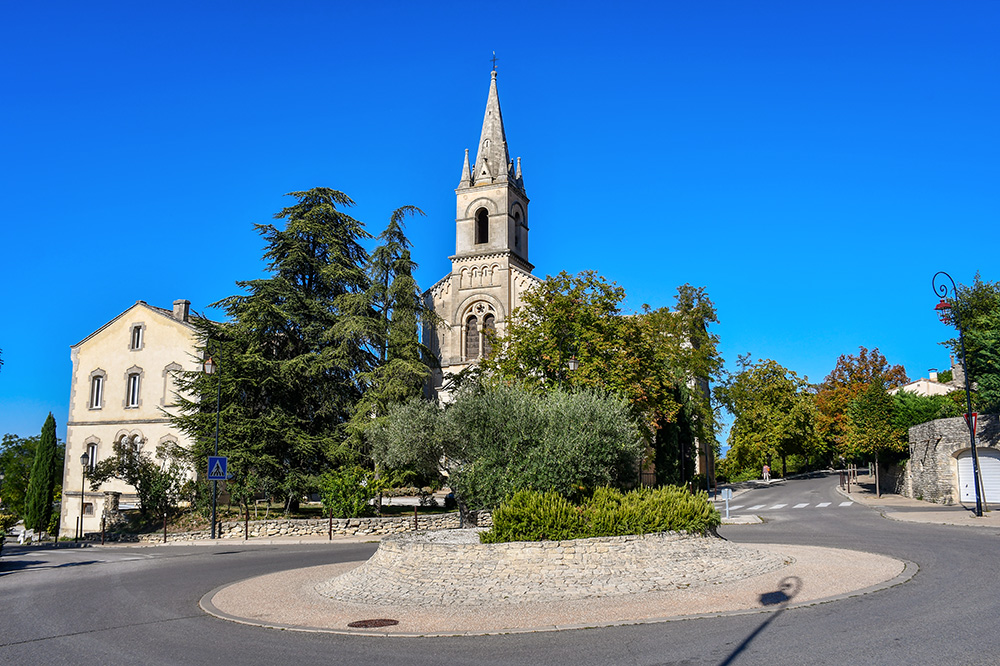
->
[25,413,58,533]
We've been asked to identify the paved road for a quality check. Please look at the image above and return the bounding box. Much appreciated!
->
[3,473,1000,665]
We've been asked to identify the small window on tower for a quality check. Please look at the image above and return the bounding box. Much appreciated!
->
[475,208,489,245]
[513,211,521,248]
[466,316,480,360]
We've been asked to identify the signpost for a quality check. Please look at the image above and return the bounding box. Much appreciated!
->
[208,456,228,481]
[721,487,733,519]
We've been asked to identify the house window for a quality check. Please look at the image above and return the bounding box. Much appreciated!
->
[129,324,144,351]
[126,373,141,407]
[482,314,496,358]
[475,208,489,244]
[83,502,94,516]
[86,442,98,471]
[89,373,105,409]
[466,316,480,360]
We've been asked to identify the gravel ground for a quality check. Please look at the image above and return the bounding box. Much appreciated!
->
[202,542,910,637]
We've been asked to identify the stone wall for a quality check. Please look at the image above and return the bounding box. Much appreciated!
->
[85,511,492,543]
[907,414,999,504]
[319,530,789,606]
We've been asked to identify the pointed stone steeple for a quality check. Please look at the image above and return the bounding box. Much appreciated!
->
[473,70,511,185]
[459,149,472,188]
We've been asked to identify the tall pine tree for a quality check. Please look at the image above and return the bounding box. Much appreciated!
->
[174,188,378,508]
[350,209,433,445]
[25,413,58,532]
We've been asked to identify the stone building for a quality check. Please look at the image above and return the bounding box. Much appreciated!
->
[59,299,200,537]
[905,414,999,505]
[423,69,541,397]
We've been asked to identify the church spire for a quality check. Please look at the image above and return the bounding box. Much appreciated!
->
[472,70,512,186]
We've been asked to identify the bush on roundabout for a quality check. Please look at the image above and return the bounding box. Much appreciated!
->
[479,486,721,543]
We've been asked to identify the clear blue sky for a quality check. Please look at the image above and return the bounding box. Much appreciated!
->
[2,2,997,446]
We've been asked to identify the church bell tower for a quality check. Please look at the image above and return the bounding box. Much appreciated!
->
[423,68,540,397]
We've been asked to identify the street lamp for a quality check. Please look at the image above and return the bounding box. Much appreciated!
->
[203,355,221,538]
[933,271,984,517]
[79,451,89,540]
[567,355,579,372]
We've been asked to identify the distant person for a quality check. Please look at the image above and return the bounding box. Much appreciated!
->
[763,465,771,482]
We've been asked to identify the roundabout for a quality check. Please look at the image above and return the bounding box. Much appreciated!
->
[201,530,912,636]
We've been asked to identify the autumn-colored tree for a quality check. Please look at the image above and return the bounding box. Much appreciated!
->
[815,346,908,458]
[715,358,823,479]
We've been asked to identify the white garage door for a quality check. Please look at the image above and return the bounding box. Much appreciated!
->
[957,449,1000,503]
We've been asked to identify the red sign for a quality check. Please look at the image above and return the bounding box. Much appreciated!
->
[964,412,978,434]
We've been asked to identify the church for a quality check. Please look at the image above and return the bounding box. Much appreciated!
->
[423,69,541,397]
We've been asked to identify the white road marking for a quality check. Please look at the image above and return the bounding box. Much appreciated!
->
[793,503,809,508]
[728,505,744,511]
[770,504,788,509]
[839,501,854,507]
[747,504,765,510]
[816,502,831,507]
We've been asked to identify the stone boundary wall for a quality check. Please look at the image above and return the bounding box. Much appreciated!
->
[85,511,492,543]
[907,414,999,504]
[318,530,789,606]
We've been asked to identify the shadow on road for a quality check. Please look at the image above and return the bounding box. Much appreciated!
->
[0,557,102,576]
[717,576,802,666]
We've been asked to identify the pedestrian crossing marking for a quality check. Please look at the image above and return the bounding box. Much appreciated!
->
[747,504,765,510]
[728,505,744,511]
[793,503,809,508]
[816,502,831,507]
[839,501,854,507]
[771,504,787,509]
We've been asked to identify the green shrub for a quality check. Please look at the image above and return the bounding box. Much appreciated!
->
[0,513,18,533]
[479,490,584,543]
[480,485,721,543]
[318,467,377,518]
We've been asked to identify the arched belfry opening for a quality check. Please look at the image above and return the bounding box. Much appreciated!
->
[475,208,489,245]
[465,316,480,360]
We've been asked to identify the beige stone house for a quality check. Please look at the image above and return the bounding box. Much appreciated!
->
[423,69,541,398]
[59,299,200,537]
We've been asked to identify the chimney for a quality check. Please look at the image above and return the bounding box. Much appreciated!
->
[172,299,190,323]
[929,368,938,382]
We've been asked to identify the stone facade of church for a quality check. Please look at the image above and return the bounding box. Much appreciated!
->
[423,70,541,397]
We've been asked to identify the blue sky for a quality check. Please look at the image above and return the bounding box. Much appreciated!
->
[2,2,997,446]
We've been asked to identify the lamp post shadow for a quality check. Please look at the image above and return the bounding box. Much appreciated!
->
[717,576,803,666]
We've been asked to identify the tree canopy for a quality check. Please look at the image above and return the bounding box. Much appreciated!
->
[24,414,61,532]
[715,357,823,478]
[815,346,908,456]
[941,273,1000,414]
[172,188,430,510]
[482,271,723,485]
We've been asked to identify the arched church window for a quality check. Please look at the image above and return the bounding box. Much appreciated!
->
[466,316,480,360]
[475,208,489,245]
[482,314,495,358]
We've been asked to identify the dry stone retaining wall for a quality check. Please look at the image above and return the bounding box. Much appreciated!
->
[85,511,491,543]
[907,414,999,504]
[318,529,790,606]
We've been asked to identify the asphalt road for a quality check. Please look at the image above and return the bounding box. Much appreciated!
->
[3,473,1000,665]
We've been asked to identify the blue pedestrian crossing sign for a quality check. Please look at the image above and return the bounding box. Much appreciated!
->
[207,456,228,481]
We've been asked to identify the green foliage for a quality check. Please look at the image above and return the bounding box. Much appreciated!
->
[480,486,721,543]
[892,390,961,437]
[1,433,41,517]
[936,369,953,383]
[715,358,824,478]
[173,188,429,508]
[318,467,377,518]
[25,414,60,532]
[845,378,906,461]
[88,440,188,517]
[942,273,1000,414]
[0,512,18,532]
[814,346,909,456]
[483,272,723,485]
[369,384,644,510]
